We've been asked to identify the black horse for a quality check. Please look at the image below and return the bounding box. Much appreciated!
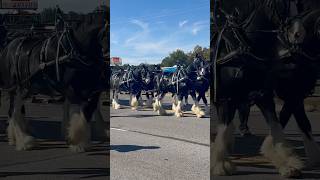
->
[187,56,211,116]
[140,64,161,108]
[272,1,320,167]
[125,64,150,110]
[212,0,304,177]
[153,60,208,118]
[236,0,320,167]
[110,65,127,109]
[0,11,108,152]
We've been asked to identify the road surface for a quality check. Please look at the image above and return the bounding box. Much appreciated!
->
[110,94,210,180]
[0,97,109,180]
[211,101,320,180]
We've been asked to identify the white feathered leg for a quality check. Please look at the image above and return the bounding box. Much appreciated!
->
[153,98,159,112]
[68,106,91,152]
[212,123,236,176]
[261,122,303,177]
[8,93,35,151]
[191,102,205,118]
[131,96,138,110]
[113,97,121,109]
[175,100,183,117]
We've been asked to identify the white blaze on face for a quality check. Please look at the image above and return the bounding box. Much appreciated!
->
[288,20,306,44]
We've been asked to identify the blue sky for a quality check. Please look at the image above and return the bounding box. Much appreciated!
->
[111,0,210,65]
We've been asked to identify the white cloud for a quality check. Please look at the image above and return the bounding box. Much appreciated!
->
[130,19,149,32]
[112,19,209,65]
[179,20,188,27]
[110,32,119,45]
[125,19,150,45]
[191,21,208,35]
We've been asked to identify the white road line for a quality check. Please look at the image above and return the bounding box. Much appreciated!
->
[111,127,128,132]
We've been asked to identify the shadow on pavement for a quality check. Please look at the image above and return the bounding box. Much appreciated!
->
[110,145,160,153]
[0,168,109,179]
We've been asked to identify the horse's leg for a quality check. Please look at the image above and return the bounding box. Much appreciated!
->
[7,93,15,145]
[212,100,236,175]
[61,98,70,139]
[238,103,251,136]
[114,89,121,109]
[131,91,139,110]
[279,101,293,128]
[184,94,189,105]
[257,97,302,178]
[144,92,152,108]
[153,92,165,115]
[172,94,177,111]
[111,89,115,108]
[92,97,107,143]
[190,91,205,118]
[174,94,183,117]
[200,91,210,115]
[292,100,320,167]
[7,92,35,151]
[67,94,99,152]
[138,91,143,106]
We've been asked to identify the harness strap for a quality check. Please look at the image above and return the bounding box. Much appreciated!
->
[55,32,65,81]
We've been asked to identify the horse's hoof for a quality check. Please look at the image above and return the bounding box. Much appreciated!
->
[212,161,236,176]
[8,140,15,146]
[176,112,183,118]
[279,167,301,178]
[114,104,121,109]
[69,144,90,153]
[196,113,204,118]
[15,136,36,151]
[191,104,196,112]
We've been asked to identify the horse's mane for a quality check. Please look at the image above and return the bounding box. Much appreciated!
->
[72,12,106,32]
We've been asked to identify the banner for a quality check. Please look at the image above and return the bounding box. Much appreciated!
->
[111,57,122,66]
[1,0,38,9]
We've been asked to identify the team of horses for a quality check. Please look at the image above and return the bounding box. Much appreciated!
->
[0,10,108,152]
[110,58,211,118]
[212,0,320,178]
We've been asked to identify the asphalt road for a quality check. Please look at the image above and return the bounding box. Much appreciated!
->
[211,103,320,180]
[0,97,109,180]
[110,94,210,180]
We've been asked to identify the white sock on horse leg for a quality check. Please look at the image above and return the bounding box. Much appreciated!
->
[212,123,236,175]
[68,108,91,152]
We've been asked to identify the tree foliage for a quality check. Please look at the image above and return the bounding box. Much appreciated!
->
[161,45,210,67]
[161,49,189,67]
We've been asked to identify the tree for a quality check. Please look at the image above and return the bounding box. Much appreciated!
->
[161,49,188,67]
[187,45,210,64]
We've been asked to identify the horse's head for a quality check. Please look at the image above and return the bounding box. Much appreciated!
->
[71,12,108,63]
[282,17,306,45]
[136,64,149,85]
[196,60,210,81]
[274,0,306,46]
